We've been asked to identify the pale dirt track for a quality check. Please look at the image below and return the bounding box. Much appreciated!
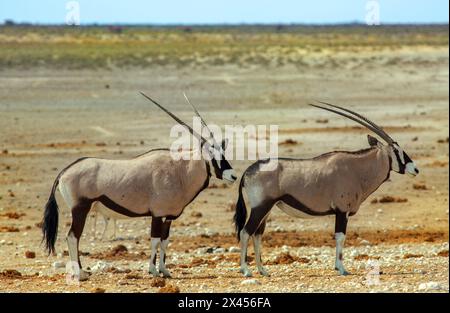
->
[0,45,448,293]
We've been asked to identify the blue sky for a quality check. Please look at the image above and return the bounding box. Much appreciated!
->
[0,0,448,25]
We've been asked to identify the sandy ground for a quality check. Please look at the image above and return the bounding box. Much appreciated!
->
[0,46,448,293]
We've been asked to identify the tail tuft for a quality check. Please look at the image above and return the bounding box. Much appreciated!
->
[233,176,247,241]
[42,181,59,255]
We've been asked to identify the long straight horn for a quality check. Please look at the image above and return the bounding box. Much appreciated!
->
[183,92,218,146]
[317,101,394,143]
[139,92,206,144]
[309,103,393,144]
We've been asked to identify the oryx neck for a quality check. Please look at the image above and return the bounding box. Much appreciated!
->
[357,147,391,201]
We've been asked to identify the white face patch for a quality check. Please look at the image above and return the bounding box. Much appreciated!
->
[222,169,237,182]
[405,162,418,177]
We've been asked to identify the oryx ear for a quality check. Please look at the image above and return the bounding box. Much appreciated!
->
[367,134,382,147]
[221,138,229,151]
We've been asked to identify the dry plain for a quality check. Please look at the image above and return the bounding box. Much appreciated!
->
[0,25,448,293]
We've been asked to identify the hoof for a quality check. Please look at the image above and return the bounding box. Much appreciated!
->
[240,268,253,277]
[258,269,270,277]
[78,270,91,281]
[337,269,350,276]
[160,269,172,278]
[335,265,349,276]
[149,267,160,277]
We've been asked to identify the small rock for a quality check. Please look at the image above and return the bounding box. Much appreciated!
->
[413,183,427,190]
[158,284,180,293]
[228,246,240,253]
[377,208,383,213]
[190,211,202,218]
[25,251,36,259]
[360,239,371,246]
[53,261,66,269]
[418,282,442,291]
[151,277,166,288]
[91,287,106,293]
[213,247,226,254]
[241,279,260,285]
[91,261,112,273]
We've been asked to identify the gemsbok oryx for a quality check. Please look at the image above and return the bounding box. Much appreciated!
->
[42,92,237,280]
[234,101,419,277]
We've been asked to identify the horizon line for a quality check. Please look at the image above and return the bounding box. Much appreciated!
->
[2,21,449,27]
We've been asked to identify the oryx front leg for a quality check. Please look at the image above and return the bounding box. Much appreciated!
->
[148,238,160,277]
[148,217,162,277]
[335,211,349,276]
[158,219,172,278]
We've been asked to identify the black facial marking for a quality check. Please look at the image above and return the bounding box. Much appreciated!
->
[393,149,406,174]
[403,152,413,164]
[211,158,222,179]
[210,153,233,180]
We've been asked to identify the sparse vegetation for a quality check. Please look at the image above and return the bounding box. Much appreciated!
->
[0,25,447,69]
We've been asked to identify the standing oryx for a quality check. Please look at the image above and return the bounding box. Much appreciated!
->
[234,101,419,277]
[42,92,237,281]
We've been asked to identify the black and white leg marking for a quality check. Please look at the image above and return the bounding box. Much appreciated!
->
[158,219,172,278]
[66,199,92,281]
[334,210,349,276]
[240,199,274,277]
[149,217,172,278]
[149,217,162,277]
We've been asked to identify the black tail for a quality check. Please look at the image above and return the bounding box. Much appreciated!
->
[233,175,247,241]
[42,178,60,255]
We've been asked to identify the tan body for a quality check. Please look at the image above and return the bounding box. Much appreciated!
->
[245,146,390,216]
[59,149,209,218]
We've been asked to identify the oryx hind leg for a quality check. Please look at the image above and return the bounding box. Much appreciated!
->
[253,221,269,276]
[240,200,274,277]
[67,198,92,281]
